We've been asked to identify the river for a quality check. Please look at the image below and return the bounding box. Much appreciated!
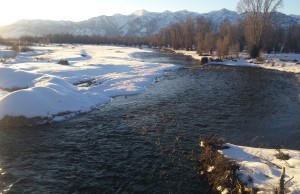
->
[1,50,300,193]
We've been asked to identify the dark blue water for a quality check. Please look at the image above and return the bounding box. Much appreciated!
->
[1,51,300,193]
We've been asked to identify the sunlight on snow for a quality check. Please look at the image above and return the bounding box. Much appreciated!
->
[0,45,177,120]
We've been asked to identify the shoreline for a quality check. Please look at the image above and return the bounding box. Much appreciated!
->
[200,137,300,193]
[168,48,300,193]
[172,49,300,74]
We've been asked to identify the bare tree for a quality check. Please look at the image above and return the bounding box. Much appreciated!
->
[195,17,214,55]
[263,22,285,53]
[216,35,231,58]
[294,26,300,52]
[203,32,215,55]
[182,18,194,51]
[237,0,283,58]
[169,23,183,50]
[216,20,240,59]
[286,25,300,53]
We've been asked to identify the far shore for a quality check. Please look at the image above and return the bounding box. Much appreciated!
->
[171,49,300,74]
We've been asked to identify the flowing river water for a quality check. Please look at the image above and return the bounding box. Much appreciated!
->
[1,51,300,193]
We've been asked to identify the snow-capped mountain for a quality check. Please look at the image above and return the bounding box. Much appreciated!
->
[0,9,299,38]
[202,8,240,25]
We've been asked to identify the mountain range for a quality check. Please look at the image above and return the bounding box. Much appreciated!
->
[0,9,299,38]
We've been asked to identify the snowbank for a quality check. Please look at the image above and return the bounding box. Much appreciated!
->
[263,53,300,73]
[221,144,300,193]
[0,45,177,122]
[0,67,40,90]
[0,74,109,119]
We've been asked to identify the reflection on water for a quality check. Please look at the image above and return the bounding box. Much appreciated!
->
[1,52,300,193]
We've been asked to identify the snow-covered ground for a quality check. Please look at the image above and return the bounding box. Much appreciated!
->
[175,50,300,73]
[221,144,300,193]
[0,45,177,121]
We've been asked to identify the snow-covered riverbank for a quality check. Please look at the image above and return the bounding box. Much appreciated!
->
[221,143,300,193]
[175,50,300,73]
[177,49,300,193]
[200,138,300,194]
[175,48,300,193]
[0,45,177,122]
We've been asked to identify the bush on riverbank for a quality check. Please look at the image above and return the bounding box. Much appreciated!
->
[199,136,256,193]
[57,59,69,65]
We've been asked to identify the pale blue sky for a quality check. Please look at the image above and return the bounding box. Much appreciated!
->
[0,0,298,25]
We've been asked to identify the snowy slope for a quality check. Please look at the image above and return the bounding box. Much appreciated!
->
[0,45,177,121]
[202,8,241,25]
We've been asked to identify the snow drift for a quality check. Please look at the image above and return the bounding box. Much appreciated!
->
[0,45,177,121]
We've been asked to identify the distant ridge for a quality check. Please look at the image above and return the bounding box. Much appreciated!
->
[0,9,299,38]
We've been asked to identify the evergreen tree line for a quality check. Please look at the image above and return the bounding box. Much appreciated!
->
[148,17,300,58]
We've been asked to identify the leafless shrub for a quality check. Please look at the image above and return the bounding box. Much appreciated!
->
[20,45,33,52]
[275,148,290,160]
[199,136,256,193]
[0,58,8,63]
[57,59,69,65]
[7,41,33,53]
[200,135,227,150]
[230,43,240,59]
[7,43,20,52]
